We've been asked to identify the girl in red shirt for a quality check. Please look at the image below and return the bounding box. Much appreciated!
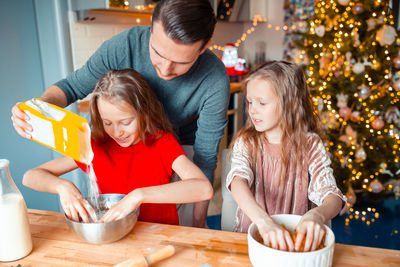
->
[23,69,213,225]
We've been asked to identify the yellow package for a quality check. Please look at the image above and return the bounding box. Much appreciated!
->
[19,98,93,164]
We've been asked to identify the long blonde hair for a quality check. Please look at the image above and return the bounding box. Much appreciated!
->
[231,61,321,178]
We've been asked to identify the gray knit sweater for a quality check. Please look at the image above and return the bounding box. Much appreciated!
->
[55,26,230,182]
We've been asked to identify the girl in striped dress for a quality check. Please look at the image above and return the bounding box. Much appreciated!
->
[226,61,346,252]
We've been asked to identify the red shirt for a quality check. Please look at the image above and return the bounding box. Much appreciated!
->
[76,132,184,225]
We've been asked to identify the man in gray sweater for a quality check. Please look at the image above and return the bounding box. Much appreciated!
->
[11,0,230,228]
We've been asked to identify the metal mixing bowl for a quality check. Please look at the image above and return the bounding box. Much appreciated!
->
[65,194,139,244]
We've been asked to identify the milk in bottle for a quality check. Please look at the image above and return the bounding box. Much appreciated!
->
[0,159,32,262]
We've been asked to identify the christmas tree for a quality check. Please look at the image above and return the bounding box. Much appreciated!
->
[291,0,400,206]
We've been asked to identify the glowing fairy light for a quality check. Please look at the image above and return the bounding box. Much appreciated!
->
[210,15,295,51]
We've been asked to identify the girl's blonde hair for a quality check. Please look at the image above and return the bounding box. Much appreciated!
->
[231,61,321,177]
[89,69,172,145]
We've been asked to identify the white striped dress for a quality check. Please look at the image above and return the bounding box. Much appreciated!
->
[226,133,347,233]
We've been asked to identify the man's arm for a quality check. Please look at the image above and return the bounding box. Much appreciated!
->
[40,85,68,107]
[192,73,230,227]
[193,78,230,183]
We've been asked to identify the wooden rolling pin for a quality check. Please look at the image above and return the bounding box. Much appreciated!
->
[114,245,175,267]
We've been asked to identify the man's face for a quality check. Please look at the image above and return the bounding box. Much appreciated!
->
[149,22,207,80]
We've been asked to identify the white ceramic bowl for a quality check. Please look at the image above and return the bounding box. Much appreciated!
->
[247,214,335,267]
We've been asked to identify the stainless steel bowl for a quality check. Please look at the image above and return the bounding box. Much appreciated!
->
[65,194,139,244]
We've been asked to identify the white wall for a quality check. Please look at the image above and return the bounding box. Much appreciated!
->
[209,22,246,58]
[211,0,285,64]
[241,1,285,63]
[69,10,151,70]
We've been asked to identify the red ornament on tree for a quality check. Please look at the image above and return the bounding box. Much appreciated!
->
[351,111,361,122]
[393,78,400,91]
[372,117,384,130]
[370,179,383,193]
[352,3,365,15]
[393,55,400,69]
[339,106,352,118]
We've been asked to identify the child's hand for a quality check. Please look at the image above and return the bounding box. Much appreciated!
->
[57,180,96,223]
[99,191,141,223]
[257,219,295,251]
[295,211,326,252]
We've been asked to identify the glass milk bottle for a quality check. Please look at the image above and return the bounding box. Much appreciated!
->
[0,159,32,261]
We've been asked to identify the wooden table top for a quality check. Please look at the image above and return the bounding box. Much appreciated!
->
[3,209,400,267]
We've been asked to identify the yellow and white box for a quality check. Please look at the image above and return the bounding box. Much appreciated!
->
[19,98,93,164]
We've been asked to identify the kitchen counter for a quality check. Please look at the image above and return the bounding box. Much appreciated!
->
[3,209,400,266]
